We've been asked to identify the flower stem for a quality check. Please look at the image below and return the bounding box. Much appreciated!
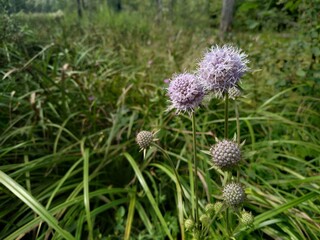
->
[224,93,229,139]
[192,111,199,226]
[153,143,185,240]
[153,143,185,200]
[235,101,241,181]
[235,101,240,145]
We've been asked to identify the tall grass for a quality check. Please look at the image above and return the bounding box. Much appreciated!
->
[0,6,319,239]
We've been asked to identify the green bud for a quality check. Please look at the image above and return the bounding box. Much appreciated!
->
[184,218,194,231]
[199,214,210,227]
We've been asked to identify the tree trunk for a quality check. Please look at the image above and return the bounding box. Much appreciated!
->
[219,0,235,39]
[156,0,162,23]
[115,0,122,12]
[77,0,82,18]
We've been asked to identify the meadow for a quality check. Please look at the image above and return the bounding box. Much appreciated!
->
[0,2,319,239]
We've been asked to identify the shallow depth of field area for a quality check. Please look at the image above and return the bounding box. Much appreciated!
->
[0,0,319,239]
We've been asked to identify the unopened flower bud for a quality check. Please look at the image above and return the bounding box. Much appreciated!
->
[223,183,246,207]
[184,219,194,231]
[210,139,241,171]
[205,203,215,216]
[214,201,223,213]
[240,210,254,226]
[199,214,210,227]
[136,131,153,150]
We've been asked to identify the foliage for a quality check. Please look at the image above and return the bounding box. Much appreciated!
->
[0,1,319,239]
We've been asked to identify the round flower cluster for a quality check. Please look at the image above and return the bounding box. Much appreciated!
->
[222,183,246,207]
[199,214,210,226]
[210,139,241,171]
[197,45,249,98]
[214,201,223,213]
[184,218,195,231]
[167,73,204,113]
[240,210,254,226]
[136,131,154,150]
[205,203,215,216]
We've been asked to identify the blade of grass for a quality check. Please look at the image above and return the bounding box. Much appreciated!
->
[151,163,185,237]
[81,140,94,240]
[124,152,173,240]
[0,170,75,240]
[254,192,318,228]
[124,188,136,240]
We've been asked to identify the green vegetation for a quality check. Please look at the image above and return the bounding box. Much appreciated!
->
[0,0,319,239]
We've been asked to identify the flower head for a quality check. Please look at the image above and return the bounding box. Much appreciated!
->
[205,203,215,216]
[214,201,224,213]
[197,45,249,98]
[136,131,154,150]
[199,214,210,226]
[184,218,195,231]
[240,210,254,226]
[222,182,246,207]
[167,73,204,113]
[210,139,241,171]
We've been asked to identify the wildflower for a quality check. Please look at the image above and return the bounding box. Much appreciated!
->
[197,45,249,98]
[210,139,241,171]
[136,131,154,150]
[167,73,204,113]
[240,210,254,226]
[222,183,246,207]
[184,218,195,231]
[214,201,224,213]
[228,86,242,99]
[199,214,210,227]
[205,203,215,216]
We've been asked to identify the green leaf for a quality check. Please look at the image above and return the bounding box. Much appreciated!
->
[254,192,318,226]
[123,152,173,240]
[0,170,75,240]
[296,69,306,77]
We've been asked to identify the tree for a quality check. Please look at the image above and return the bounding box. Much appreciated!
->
[219,0,235,39]
[77,0,83,18]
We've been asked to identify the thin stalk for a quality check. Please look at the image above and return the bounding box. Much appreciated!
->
[24,155,31,193]
[224,93,229,139]
[188,148,195,221]
[224,93,233,236]
[152,144,185,240]
[153,143,185,200]
[192,112,199,225]
[235,101,240,181]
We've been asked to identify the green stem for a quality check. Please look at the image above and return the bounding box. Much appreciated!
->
[235,101,241,181]
[153,143,185,200]
[192,112,199,225]
[188,147,195,220]
[153,144,186,240]
[235,101,240,145]
[224,93,229,139]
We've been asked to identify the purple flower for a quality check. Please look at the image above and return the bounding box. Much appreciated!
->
[167,73,204,113]
[197,45,249,98]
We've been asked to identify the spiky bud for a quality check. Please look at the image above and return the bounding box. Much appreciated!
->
[222,183,246,207]
[228,86,242,99]
[136,131,153,150]
[210,139,241,171]
[184,219,194,231]
[205,203,215,216]
[240,210,254,226]
[199,214,210,227]
[192,230,200,240]
[214,201,224,213]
